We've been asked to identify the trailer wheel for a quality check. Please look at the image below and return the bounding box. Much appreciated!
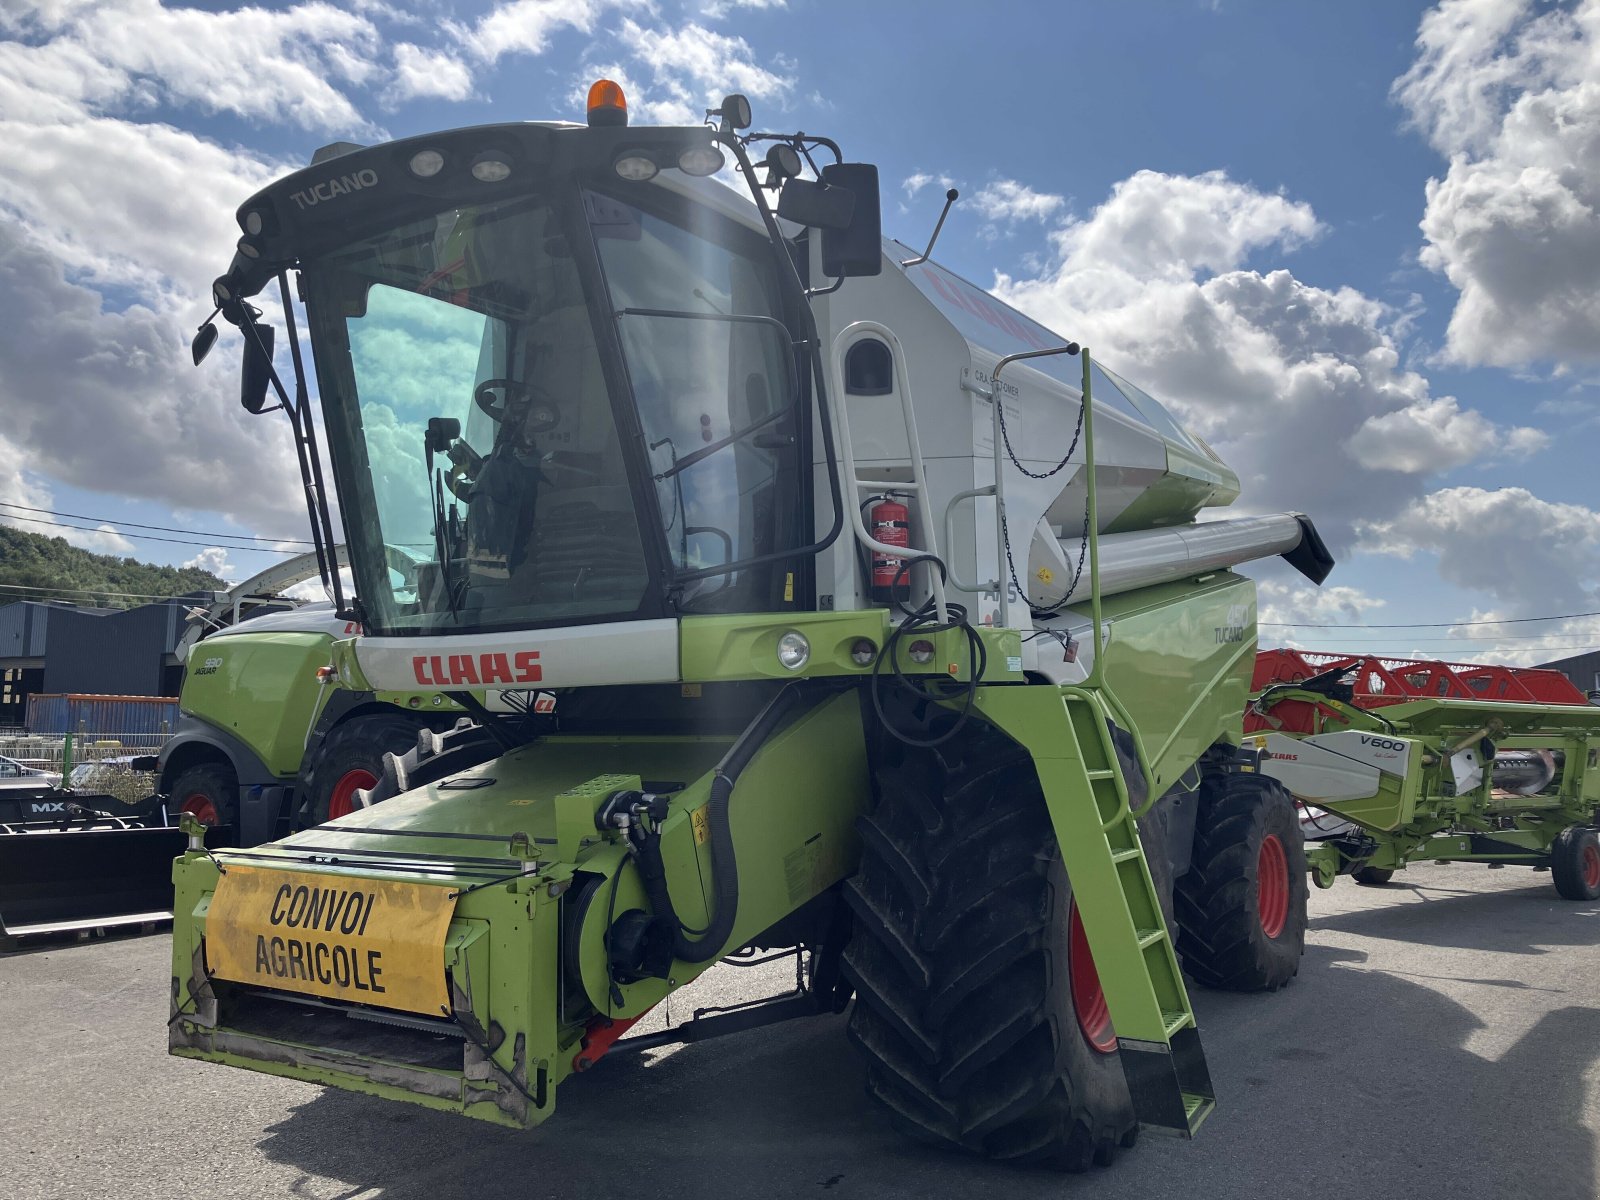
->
[1352,866,1395,887]
[1175,771,1306,992]
[1550,826,1600,901]
[842,722,1137,1171]
[168,762,237,830]
[304,714,427,825]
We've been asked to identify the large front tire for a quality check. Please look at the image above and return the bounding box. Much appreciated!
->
[842,723,1137,1171]
[303,714,426,825]
[1175,770,1307,992]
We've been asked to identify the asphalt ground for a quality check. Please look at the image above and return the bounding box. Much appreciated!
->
[3,861,1598,1200]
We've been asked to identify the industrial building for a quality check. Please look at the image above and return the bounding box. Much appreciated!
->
[0,598,197,728]
[1538,650,1600,697]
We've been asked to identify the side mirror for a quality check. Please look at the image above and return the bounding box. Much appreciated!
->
[819,163,882,279]
[776,177,854,231]
[240,325,277,415]
[191,323,219,366]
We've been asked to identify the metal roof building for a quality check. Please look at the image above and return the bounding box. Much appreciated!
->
[0,598,199,728]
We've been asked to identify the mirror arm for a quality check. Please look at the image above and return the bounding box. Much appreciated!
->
[274,271,349,617]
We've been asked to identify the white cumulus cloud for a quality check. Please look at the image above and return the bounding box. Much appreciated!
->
[182,546,237,581]
[1360,485,1600,616]
[1397,0,1600,368]
[992,169,1545,548]
[971,179,1065,225]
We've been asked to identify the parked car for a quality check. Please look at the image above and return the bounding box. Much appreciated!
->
[66,755,145,794]
[0,754,62,789]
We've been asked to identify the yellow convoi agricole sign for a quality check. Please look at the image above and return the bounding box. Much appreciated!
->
[205,864,457,1017]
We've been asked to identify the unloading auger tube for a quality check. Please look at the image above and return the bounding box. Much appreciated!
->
[169,79,1339,1170]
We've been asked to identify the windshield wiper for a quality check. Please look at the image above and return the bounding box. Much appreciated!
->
[430,469,463,620]
[652,406,790,482]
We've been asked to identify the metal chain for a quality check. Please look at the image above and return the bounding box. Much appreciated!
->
[1002,496,1091,617]
[992,384,1092,615]
[993,376,1085,480]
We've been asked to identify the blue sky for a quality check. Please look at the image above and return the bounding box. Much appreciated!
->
[1,0,1597,663]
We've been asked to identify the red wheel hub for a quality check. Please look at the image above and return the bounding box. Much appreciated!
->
[1257,834,1290,939]
[1582,843,1600,891]
[328,768,379,820]
[179,793,218,826]
[1068,901,1117,1054]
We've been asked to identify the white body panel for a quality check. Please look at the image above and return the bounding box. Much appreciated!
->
[353,619,680,693]
[1259,730,1411,804]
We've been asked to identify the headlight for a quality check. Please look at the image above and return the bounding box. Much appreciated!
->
[677,144,725,177]
[614,153,659,182]
[777,630,811,671]
[471,154,512,183]
[409,149,445,178]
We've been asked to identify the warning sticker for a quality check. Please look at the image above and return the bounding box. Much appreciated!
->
[205,865,457,1016]
[691,806,711,846]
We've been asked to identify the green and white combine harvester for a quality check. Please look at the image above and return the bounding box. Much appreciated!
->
[1247,651,1600,900]
[170,83,1338,1169]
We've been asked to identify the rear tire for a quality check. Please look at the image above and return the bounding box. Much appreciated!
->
[1550,826,1600,901]
[842,721,1137,1171]
[167,762,237,830]
[1352,866,1395,887]
[1175,771,1306,992]
[303,714,426,825]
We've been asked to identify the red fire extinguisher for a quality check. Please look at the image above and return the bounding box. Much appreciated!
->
[869,495,911,600]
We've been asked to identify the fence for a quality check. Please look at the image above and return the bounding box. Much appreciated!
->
[0,731,168,805]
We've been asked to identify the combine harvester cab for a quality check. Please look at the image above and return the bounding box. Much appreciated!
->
[1249,650,1600,896]
[169,83,1336,1169]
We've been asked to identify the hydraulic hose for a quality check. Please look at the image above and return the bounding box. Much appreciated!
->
[635,683,815,965]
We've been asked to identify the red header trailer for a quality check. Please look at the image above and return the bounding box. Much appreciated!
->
[1247,649,1589,735]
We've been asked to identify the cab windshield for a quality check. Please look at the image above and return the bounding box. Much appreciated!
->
[587,187,802,611]
[303,180,805,636]
[305,192,650,636]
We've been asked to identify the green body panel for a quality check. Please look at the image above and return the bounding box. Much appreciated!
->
[169,691,871,1126]
[1104,444,1237,534]
[179,631,335,776]
[1093,572,1255,796]
[975,687,1191,1043]
[1255,689,1600,877]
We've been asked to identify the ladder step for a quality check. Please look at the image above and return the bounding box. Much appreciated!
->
[1182,1093,1216,1137]
[1136,928,1166,950]
[1084,768,1117,781]
[853,479,924,494]
[1110,848,1142,864]
[1163,1010,1194,1039]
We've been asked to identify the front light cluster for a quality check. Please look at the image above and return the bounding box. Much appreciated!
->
[777,630,811,672]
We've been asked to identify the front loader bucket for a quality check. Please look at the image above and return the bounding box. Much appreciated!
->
[0,823,185,949]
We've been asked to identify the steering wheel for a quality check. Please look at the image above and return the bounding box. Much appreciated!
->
[473,378,560,433]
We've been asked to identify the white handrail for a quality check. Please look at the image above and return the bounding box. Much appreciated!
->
[827,321,948,622]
